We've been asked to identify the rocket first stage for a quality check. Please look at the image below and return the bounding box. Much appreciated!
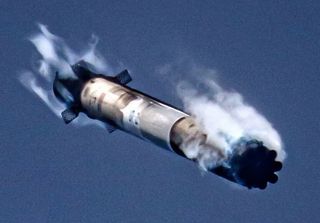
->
[53,60,282,189]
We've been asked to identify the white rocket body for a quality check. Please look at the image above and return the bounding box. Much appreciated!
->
[53,61,283,189]
[81,77,187,150]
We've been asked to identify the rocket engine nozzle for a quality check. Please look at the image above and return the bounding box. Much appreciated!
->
[50,60,283,189]
[213,139,282,189]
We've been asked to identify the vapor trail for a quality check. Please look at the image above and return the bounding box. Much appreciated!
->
[176,72,285,170]
[156,63,286,172]
[20,24,285,179]
[19,24,112,127]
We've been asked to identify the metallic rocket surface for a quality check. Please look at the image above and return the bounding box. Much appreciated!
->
[53,61,282,189]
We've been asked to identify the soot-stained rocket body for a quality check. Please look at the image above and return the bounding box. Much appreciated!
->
[53,60,282,189]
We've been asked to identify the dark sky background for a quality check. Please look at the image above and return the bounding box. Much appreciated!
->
[1,1,319,222]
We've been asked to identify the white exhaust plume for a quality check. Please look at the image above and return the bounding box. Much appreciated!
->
[157,63,286,171]
[19,24,113,127]
[20,24,285,177]
[175,68,286,169]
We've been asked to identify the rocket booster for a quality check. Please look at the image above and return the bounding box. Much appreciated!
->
[53,61,282,189]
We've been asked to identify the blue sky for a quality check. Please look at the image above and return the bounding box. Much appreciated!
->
[1,1,319,222]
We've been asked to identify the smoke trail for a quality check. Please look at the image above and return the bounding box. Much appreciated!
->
[20,24,285,175]
[19,24,113,127]
[158,63,286,171]
[19,71,65,116]
[177,71,286,168]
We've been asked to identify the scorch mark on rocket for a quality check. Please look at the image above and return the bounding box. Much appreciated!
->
[19,24,285,190]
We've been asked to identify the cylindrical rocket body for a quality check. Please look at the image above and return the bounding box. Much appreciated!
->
[53,62,282,189]
[80,77,190,150]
